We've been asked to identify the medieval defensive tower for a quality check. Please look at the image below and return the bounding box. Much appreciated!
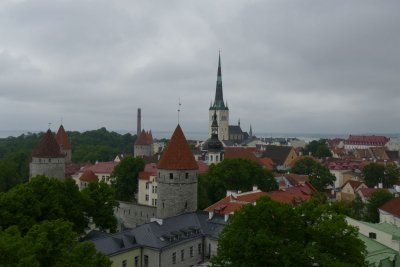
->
[156,125,198,219]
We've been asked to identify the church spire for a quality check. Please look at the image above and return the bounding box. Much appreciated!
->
[213,51,225,109]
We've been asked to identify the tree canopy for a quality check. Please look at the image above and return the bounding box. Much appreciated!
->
[0,220,111,267]
[363,163,400,188]
[0,175,118,233]
[211,196,366,267]
[304,139,332,158]
[291,157,335,191]
[111,156,145,201]
[198,158,278,209]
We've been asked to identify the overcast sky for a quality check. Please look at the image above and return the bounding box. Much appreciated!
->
[1,0,399,137]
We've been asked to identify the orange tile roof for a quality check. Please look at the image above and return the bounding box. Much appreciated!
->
[32,129,64,158]
[79,170,98,182]
[157,125,198,170]
[139,171,153,181]
[379,198,400,217]
[55,125,71,149]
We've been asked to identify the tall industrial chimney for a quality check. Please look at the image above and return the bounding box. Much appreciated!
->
[137,108,141,136]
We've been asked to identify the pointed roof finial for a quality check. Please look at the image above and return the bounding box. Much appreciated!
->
[212,51,225,109]
[178,97,182,124]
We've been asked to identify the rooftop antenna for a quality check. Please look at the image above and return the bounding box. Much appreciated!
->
[178,97,182,124]
[60,117,63,126]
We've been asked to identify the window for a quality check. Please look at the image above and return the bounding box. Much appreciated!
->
[185,172,189,179]
[134,256,139,267]
[146,183,149,189]
[198,243,202,255]
[210,155,213,161]
[169,173,173,179]
[152,186,157,193]
[122,260,127,267]
[49,158,51,163]
[181,249,184,261]
[190,246,193,257]
[172,252,176,264]
[369,232,377,239]
[145,194,149,201]
[144,255,149,267]
[154,199,157,206]
[216,155,219,161]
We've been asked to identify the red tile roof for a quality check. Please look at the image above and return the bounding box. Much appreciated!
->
[379,198,400,217]
[32,129,64,158]
[224,147,273,169]
[358,188,382,200]
[139,171,153,181]
[197,161,209,174]
[55,125,71,149]
[157,125,198,170]
[135,130,153,146]
[345,135,389,146]
[82,161,118,174]
[205,183,316,215]
[79,170,98,182]
[343,180,364,190]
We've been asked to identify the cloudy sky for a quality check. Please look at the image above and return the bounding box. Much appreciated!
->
[0,0,399,137]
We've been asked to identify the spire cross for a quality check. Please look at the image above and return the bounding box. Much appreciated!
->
[178,97,182,124]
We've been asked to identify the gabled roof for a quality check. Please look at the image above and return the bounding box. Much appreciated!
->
[345,135,389,146]
[135,130,153,146]
[342,180,365,191]
[55,125,71,149]
[157,125,198,170]
[80,170,98,182]
[32,129,64,158]
[379,198,400,217]
[228,125,243,135]
[82,161,118,174]
[261,145,295,166]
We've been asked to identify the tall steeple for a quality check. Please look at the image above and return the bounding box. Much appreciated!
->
[212,51,225,109]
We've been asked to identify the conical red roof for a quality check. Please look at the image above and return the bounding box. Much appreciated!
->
[32,129,64,158]
[157,125,198,170]
[79,170,98,182]
[56,125,71,149]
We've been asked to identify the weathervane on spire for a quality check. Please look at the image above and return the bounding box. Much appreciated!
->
[178,97,182,124]
[48,122,52,129]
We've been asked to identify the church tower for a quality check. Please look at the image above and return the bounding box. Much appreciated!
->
[203,111,224,165]
[156,125,198,219]
[209,52,229,141]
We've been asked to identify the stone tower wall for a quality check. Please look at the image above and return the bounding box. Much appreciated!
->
[156,169,197,219]
[209,109,229,140]
[60,148,72,163]
[29,157,65,181]
[134,144,153,158]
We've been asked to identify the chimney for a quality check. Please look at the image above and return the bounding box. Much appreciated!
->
[224,214,229,222]
[252,185,258,191]
[137,108,141,136]
[208,211,214,220]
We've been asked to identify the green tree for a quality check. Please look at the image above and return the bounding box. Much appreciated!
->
[291,157,317,174]
[211,197,366,267]
[111,156,145,201]
[0,220,111,267]
[0,176,87,233]
[349,194,366,220]
[362,163,385,188]
[384,163,400,188]
[198,158,278,209]
[304,139,332,158]
[366,189,393,223]
[82,181,119,232]
[291,157,335,192]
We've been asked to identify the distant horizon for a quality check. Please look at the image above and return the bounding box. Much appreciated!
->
[1,129,399,141]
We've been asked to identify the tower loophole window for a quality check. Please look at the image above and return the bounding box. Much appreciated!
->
[169,173,173,179]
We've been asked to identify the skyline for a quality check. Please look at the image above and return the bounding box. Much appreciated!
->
[1,1,399,134]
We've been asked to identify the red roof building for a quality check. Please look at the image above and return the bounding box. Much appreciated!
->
[379,198,400,224]
[135,130,154,146]
[344,135,389,149]
[157,125,198,170]
[79,170,98,182]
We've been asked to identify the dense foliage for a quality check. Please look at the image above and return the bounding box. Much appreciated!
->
[362,163,400,188]
[211,196,366,267]
[365,189,394,223]
[0,175,118,233]
[198,158,278,209]
[111,156,145,201]
[304,139,332,158]
[0,220,111,267]
[291,157,335,191]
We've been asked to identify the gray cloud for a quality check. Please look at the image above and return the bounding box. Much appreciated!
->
[0,0,399,136]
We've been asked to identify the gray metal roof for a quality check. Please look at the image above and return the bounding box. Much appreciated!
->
[90,211,226,256]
